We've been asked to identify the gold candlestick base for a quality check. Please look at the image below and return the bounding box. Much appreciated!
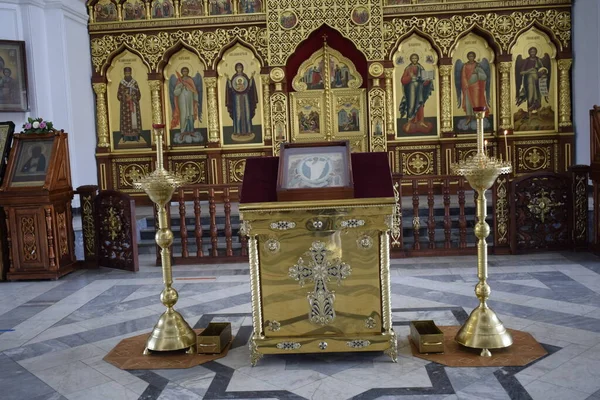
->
[451,108,513,357]
[135,124,196,355]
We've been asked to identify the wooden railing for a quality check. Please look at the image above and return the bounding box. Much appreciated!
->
[165,176,489,264]
[163,184,247,265]
[389,175,479,258]
[78,167,590,266]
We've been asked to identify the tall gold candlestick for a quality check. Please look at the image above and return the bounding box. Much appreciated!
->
[134,124,197,355]
[451,107,513,357]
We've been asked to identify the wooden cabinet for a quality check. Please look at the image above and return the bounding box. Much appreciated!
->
[0,131,75,280]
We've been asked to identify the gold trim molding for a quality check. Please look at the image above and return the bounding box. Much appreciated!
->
[91,27,268,74]
[384,10,571,57]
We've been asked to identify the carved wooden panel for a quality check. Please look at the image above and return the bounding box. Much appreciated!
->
[10,207,48,271]
[111,157,153,193]
[168,155,208,184]
[513,139,557,175]
[510,172,571,253]
[95,190,139,271]
[221,152,266,184]
[394,145,441,176]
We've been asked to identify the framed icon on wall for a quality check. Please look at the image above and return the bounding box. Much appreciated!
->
[0,41,28,112]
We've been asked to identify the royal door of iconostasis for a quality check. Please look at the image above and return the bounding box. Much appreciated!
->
[86,0,574,202]
[288,30,368,152]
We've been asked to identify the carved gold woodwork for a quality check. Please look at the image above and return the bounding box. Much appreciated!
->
[21,217,38,262]
[205,77,220,143]
[168,156,208,184]
[558,58,573,128]
[527,189,564,223]
[368,87,386,152]
[518,146,552,172]
[57,212,69,257]
[90,27,268,74]
[402,151,435,176]
[396,145,441,176]
[148,80,163,126]
[104,207,123,241]
[495,176,509,245]
[261,75,272,140]
[384,10,571,57]
[112,158,153,192]
[384,68,395,136]
[82,195,96,256]
[498,62,512,130]
[270,92,289,156]
[221,153,265,184]
[265,0,384,65]
[439,65,452,133]
[574,173,587,242]
[92,83,110,148]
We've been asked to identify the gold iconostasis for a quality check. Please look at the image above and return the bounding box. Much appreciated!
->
[86,0,574,198]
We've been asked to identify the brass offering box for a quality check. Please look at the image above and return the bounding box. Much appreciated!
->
[239,151,398,366]
[197,322,232,354]
[410,320,444,354]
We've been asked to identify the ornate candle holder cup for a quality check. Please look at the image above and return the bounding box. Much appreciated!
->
[133,124,197,355]
[450,107,513,357]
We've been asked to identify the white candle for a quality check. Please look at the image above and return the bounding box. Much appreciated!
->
[484,139,488,156]
[503,130,509,162]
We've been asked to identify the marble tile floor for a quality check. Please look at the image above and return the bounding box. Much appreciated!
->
[2,252,600,399]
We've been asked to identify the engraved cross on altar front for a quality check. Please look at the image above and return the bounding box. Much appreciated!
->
[288,241,352,326]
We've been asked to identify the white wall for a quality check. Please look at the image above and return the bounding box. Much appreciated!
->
[573,0,600,166]
[0,0,96,197]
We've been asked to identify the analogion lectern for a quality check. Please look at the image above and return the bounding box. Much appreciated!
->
[239,142,398,366]
[0,131,76,280]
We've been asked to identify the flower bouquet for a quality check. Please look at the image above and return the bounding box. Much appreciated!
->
[22,117,54,134]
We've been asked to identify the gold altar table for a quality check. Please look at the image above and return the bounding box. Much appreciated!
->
[239,152,398,366]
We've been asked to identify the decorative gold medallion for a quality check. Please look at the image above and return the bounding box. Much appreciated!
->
[265,320,281,332]
[365,316,376,329]
[270,67,285,83]
[527,189,564,223]
[357,235,373,250]
[264,239,280,253]
[289,241,352,326]
[368,62,384,78]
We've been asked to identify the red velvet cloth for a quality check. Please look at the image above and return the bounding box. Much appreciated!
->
[351,152,394,198]
[286,25,368,92]
[239,152,393,204]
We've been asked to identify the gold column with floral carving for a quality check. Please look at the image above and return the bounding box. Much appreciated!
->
[205,78,220,143]
[499,62,512,130]
[148,81,164,127]
[558,59,573,128]
[116,3,123,21]
[92,83,110,148]
[439,65,453,133]
[384,68,395,137]
[174,0,180,18]
[261,74,272,141]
